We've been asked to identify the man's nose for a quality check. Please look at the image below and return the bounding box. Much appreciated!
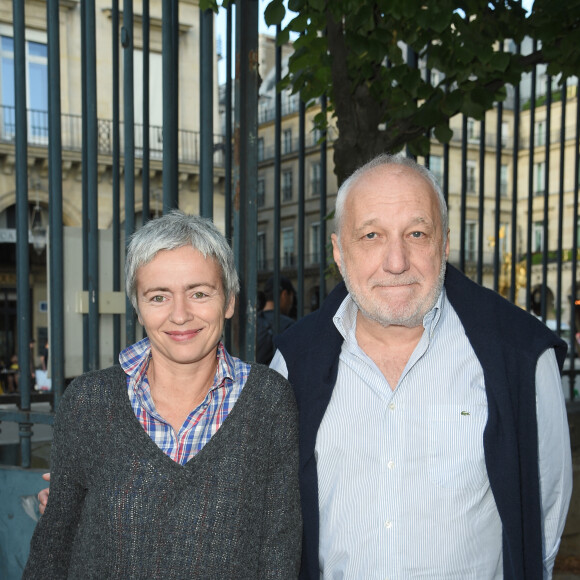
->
[382,237,410,274]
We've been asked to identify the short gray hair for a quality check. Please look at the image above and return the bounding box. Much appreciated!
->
[334,153,448,242]
[125,210,239,313]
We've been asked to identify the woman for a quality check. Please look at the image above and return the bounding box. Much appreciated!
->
[24,210,301,579]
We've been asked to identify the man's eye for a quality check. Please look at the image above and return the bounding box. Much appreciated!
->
[410,231,424,238]
[152,295,165,303]
[193,291,207,299]
[365,232,377,239]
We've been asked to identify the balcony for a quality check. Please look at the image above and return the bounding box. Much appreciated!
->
[0,105,225,167]
[257,253,324,272]
[524,249,580,265]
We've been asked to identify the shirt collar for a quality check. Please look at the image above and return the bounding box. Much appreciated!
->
[333,286,447,343]
[215,341,237,387]
[119,336,235,393]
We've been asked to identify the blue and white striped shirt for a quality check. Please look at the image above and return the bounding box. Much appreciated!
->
[271,288,572,579]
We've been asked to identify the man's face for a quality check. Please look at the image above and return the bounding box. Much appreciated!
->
[332,165,449,329]
[280,289,294,316]
[136,246,234,368]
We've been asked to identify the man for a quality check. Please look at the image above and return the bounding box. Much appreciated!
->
[27,211,301,578]
[272,154,572,579]
[256,276,296,364]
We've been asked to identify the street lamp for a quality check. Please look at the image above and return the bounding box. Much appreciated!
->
[29,180,47,254]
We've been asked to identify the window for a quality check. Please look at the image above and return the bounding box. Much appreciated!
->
[134,50,163,157]
[533,221,544,253]
[537,74,548,99]
[465,221,477,262]
[258,99,270,124]
[312,121,322,145]
[310,222,321,264]
[257,232,267,270]
[0,33,48,142]
[429,155,443,185]
[282,227,294,267]
[500,164,508,197]
[283,128,292,154]
[535,120,546,147]
[501,122,509,148]
[466,161,477,193]
[534,161,545,195]
[282,170,293,201]
[467,118,478,142]
[282,91,298,116]
[257,178,265,208]
[311,162,321,197]
[257,137,265,161]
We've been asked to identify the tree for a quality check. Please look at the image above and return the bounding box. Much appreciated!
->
[204,0,580,184]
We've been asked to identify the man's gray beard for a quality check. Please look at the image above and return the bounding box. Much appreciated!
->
[342,254,448,329]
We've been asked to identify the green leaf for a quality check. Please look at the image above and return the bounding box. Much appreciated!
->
[264,0,286,26]
[288,13,310,33]
[287,0,305,12]
[441,91,463,116]
[199,0,219,12]
[309,0,327,11]
[470,86,495,108]
[276,28,290,46]
[461,95,485,119]
[434,123,453,144]
[427,8,453,34]
[407,134,431,157]
[489,51,511,72]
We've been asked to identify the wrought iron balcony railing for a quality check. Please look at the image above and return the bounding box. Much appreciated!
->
[0,105,225,167]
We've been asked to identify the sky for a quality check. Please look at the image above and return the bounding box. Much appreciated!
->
[215,0,293,83]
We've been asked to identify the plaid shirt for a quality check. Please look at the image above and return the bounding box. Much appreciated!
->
[119,337,251,465]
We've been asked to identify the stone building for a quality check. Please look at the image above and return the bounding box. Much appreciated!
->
[0,0,224,367]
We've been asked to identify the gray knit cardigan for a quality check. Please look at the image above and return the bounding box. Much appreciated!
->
[23,363,302,579]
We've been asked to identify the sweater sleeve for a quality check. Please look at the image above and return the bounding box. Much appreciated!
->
[258,373,302,579]
[23,380,88,579]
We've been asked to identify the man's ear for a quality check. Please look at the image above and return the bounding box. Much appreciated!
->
[331,233,343,275]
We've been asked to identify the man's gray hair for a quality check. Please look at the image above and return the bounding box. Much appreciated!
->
[334,153,449,242]
[125,210,239,313]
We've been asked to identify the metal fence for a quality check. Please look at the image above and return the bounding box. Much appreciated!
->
[0,0,579,474]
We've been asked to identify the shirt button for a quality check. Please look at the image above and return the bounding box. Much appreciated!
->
[388,403,395,410]
[384,520,392,529]
[387,460,395,469]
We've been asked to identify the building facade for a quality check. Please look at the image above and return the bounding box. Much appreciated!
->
[255,35,580,338]
[0,0,224,368]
